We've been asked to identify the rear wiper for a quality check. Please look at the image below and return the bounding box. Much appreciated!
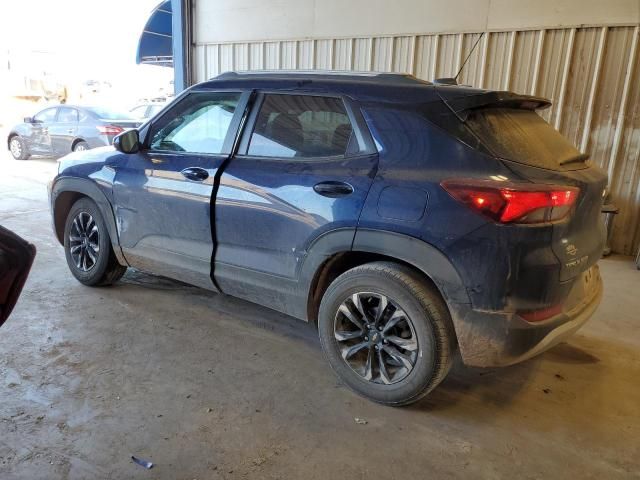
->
[559,153,590,166]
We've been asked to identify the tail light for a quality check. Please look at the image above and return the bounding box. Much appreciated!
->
[97,125,124,136]
[441,179,579,224]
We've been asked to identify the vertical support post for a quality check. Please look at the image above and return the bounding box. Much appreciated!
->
[409,35,417,76]
[330,38,335,70]
[431,34,440,80]
[171,0,191,93]
[349,38,355,70]
[608,26,639,182]
[504,30,516,90]
[455,33,464,77]
[530,29,546,95]
[478,32,488,88]
[580,26,608,153]
[389,37,396,72]
[554,27,576,131]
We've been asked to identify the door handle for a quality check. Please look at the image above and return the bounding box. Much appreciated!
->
[313,181,354,198]
[181,167,209,181]
[67,129,74,134]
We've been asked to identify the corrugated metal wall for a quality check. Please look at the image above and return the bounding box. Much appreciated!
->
[193,25,640,255]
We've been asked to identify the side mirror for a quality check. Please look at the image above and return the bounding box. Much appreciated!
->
[114,129,140,154]
[23,117,34,123]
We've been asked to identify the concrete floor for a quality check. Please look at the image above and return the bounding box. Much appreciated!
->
[0,151,639,480]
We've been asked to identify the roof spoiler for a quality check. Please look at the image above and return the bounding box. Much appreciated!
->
[438,90,552,121]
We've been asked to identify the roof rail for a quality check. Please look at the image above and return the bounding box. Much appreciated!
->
[217,70,410,77]
[213,70,429,84]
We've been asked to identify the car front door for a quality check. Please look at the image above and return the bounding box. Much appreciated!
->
[112,90,249,290]
[214,92,378,315]
[50,107,79,155]
[29,107,57,154]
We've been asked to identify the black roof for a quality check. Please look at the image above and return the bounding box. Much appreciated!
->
[214,70,430,85]
[191,70,462,103]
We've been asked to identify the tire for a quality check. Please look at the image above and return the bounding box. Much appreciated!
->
[9,135,30,160]
[63,198,126,286]
[318,261,456,406]
[73,141,89,152]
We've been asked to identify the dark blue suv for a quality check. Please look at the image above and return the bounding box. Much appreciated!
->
[49,72,606,405]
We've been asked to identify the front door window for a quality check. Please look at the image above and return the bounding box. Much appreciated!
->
[149,93,241,154]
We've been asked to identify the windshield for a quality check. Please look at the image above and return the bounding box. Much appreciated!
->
[86,107,134,120]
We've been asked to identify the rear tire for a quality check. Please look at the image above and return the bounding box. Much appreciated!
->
[318,261,456,406]
[73,141,89,152]
[9,135,30,160]
[63,198,126,286]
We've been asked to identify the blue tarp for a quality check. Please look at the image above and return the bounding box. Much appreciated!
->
[136,1,173,67]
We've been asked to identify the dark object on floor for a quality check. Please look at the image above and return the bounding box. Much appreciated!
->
[601,203,619,256]
[131,456,153,469]
[0,225,36,327]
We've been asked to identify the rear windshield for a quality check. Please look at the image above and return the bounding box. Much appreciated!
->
[464,108,583,170]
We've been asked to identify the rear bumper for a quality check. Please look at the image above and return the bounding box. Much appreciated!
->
[450,265,602,367]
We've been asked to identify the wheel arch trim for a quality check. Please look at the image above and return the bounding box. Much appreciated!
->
[298,228,470,321]
[351,229,469,306]
[50,177,128,266]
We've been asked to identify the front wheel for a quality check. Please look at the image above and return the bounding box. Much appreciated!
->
[63,198,126,286]
[318,261,456,406]
[9,136,30,160]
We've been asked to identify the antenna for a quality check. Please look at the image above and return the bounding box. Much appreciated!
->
[454,32,485,83]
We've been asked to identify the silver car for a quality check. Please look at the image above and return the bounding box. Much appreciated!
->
[6,105,141,160]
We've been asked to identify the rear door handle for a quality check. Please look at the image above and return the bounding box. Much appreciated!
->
[181,167,209,181]
[313,181,354,198]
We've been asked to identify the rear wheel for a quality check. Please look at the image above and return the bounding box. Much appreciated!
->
[9,136,30,160]
[63,198,126,286]
[318,261,455,406]
[73,141,89,152]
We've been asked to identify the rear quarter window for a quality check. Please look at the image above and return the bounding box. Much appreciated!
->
[464,108,583,170]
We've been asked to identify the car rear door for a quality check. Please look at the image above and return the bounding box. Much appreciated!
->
[50,107,79,155]
[214,92,378,315]
[112,90,250,290]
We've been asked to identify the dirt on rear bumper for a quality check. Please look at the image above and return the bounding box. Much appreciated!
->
[450,265,603,368]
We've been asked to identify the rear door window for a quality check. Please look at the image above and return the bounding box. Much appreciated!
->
[464,108,584,170]
[247,94,357,158]
[57,107,78,123]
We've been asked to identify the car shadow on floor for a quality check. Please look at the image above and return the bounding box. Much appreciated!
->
[116,269,613,417]
[118,268,320,347]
